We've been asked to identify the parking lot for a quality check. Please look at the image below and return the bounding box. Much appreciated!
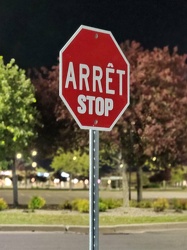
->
[1,188,187,205]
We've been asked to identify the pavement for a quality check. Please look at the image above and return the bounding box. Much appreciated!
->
[2,189,187,206]
[0,222,187,234]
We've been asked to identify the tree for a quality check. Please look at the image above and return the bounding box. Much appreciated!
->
[51,149,89,189]
[170,167,186,186]
[0,57,38,206]
[114,41,187,201]
[30,66,88,157]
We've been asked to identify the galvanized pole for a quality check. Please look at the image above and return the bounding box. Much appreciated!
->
[89,129,99,250]
[12,158,18,207]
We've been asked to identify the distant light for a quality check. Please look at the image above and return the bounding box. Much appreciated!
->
[43,173,49,178]
[152,157,157,162]
[54,178,60,184]
[32,162,37,168]
[4,177,12,186]
[31,178,35,183]
[73,156,77,161]
[37,172,49,178]
[0,171,11,176]
[73,178,79,184]
[16,153,22,159]
[84,179,89,185]
[61,171,69,178]
[31,150,37,156]
[107,179,111,185]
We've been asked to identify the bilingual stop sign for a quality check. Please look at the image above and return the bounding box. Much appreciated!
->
[59,25,130,131]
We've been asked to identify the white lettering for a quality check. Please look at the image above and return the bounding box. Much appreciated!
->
[106,63,115,95]
[93,66,103,93]
[105,98,113,116]
[79,64,90,91]
[65,62,125,97]
[86,95,95,115]
[96,97,104,116]
[77,95,86,114]
[65,62,77,89]
[116,69,125,95]
[77,95,114,116]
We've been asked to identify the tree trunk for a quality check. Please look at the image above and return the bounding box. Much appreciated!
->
[122,160,129,208]
[136,166,143,202]
[69,173,73,190]
[128,165,132,200]
[25,169,28,188]
[12,159,18,207]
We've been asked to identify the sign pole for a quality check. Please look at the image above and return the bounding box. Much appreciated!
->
[59,25,130,250]
[89,129,99,250]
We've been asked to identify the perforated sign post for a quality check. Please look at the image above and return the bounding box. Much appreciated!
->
[59,25,130,250]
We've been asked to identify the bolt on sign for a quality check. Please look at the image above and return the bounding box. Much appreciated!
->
[59,25,130,131]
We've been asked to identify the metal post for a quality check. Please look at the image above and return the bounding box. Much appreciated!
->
[89,129,99,250]
[12,159,18,207]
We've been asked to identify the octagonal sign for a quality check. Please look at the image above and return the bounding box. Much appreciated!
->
[59,25,130,131]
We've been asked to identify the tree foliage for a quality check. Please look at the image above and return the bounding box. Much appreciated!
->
[115,41,187,169]
[101,41,187,201]
[0,57,38,161]
[30,66,88,157]
[51,149,89,178]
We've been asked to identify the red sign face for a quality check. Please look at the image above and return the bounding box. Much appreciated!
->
[59,25,130,131]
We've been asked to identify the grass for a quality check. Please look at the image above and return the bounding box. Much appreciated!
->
[0,212,89,225]
[99,214,187,225]
[0,210,187,226]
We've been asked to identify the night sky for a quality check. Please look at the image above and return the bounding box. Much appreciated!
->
[0,0,187,69]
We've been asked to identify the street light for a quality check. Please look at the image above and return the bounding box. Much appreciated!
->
[73,156,77,161]
[32,162,37,168]
[120,163,123,168]
[31,150,37,168]
[31,150,37,157]
[16,153,22,159]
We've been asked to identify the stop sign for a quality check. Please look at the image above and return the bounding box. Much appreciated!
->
[59,25,130,131]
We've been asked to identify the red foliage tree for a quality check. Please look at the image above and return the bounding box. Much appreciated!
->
[113,41,187,201]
